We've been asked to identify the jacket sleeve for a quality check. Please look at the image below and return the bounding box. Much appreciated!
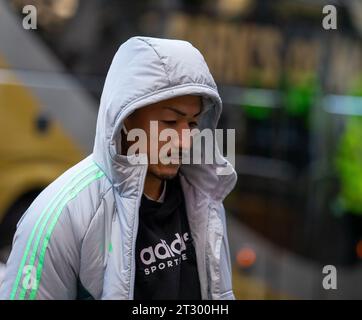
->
[0,204,80,300]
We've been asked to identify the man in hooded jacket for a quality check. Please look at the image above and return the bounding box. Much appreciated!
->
[0,36,237,300]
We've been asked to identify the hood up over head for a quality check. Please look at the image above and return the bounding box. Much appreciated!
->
[93,36,236,201]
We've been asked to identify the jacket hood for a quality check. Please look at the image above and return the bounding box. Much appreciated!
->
[93,36,236,201]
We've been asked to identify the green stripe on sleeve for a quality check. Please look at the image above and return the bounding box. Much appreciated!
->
[10,163,97,300]
[28,170,105,299]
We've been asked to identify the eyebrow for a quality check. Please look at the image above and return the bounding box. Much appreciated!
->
[164,106,202,117]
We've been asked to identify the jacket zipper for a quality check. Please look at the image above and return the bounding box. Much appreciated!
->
[128,166,148,299]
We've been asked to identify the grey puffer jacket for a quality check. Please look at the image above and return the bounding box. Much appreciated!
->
[0,36,237,300]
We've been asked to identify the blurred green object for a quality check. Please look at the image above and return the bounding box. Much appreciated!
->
[243,104,273,120]
[242,78,274,120]
[335,78,362,215]
[283,73,318,118]
[284,84,314,116]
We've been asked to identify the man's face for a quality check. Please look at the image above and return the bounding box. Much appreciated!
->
[123,95,202,180]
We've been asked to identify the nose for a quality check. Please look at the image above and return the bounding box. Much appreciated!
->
[178,123,193,153]
[168,124,192,158]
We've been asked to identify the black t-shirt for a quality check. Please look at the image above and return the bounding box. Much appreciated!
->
[133,176,201,300]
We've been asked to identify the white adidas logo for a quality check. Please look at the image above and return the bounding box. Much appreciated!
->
[140,232,191,275]
[140,232,189,265]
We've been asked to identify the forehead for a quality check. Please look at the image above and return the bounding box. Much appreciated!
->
[146,95,202,114]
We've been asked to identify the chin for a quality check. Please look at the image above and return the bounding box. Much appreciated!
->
[151,164,180,180]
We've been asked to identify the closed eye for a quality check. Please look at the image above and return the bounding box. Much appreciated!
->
[162,120,177,125]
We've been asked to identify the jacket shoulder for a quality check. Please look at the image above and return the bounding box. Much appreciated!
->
[0,156,113,299]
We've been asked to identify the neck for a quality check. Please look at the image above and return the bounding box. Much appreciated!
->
[144,173,164,201]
